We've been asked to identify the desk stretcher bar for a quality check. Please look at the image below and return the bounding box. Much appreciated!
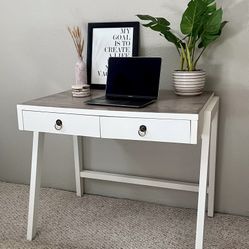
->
[81,170,200,192]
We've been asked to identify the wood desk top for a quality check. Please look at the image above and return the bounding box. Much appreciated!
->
[22,90,213,115]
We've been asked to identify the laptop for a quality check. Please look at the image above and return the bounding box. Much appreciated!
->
[86,57,162,108]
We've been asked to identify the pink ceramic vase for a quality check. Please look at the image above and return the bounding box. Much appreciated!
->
[75,57,87,86]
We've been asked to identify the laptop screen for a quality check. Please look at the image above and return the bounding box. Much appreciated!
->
[106,57,161,99]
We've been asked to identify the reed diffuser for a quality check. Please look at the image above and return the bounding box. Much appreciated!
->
[68,26,90,97]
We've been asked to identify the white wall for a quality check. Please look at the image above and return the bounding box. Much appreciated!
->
[0,0,248,216]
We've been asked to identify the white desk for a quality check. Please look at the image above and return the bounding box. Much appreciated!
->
[17,90,219,249]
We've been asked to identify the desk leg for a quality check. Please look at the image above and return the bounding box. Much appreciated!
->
[195,97,219,249]
[195,114,210,249]
[27,132,44,240]
[207,107,219,218]
[73,136,83,196]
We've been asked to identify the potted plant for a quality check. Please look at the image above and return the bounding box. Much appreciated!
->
[137,0,227,95]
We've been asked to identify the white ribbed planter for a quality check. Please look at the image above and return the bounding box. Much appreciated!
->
[173,70,206,96]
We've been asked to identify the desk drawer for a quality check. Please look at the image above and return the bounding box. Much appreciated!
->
[100,117,190,143]
[22,111,100,137]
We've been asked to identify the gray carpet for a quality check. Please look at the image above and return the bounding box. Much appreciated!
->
[0,182,249,249]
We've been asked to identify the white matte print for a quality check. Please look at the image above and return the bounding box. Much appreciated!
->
[91,27,134,85]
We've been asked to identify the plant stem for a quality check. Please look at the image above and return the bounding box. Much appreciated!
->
[194,48,206,69]
[181,35,189,41]
[176,45,181,56]
[180,51,184,70]
[192,45,196,64]
[186,44,193,71]
[180,43,188,70]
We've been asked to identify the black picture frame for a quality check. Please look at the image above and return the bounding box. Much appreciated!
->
[87,22,139,89]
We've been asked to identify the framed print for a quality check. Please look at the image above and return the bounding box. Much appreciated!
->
[87,22,139,89]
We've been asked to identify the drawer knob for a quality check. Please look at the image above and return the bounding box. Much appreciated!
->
[55,119,63,130]
[138,125,147,137]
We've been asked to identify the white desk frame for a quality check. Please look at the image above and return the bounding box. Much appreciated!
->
[17,92,219,249]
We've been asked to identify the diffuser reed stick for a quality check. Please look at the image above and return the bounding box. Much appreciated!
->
[68,26,84,59]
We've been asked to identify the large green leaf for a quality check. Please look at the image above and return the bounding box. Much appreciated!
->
[150,20,170,32]
[137,14,182,48]
[180,0,207,36]
[207,2,216,14]
[202,0,215,5]
[196,0,217,40]
[161,31,182,48]
[136,15,156,22]
[198,8,225,48]
[219,21,228,35]
[137,15,170,32]
[137,14,183,48]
